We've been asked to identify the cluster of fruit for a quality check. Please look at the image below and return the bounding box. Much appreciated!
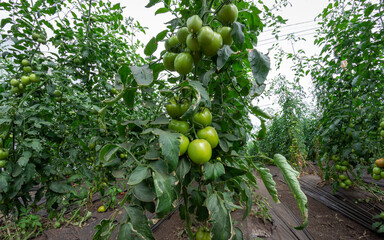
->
[32,31,47,44]
[163,3,238,75]
[195,227,211,240]
[332,155,353,189]
[10,59,40,94]
[166,98,219,165]
[372,158,384,180]
[379,119,384,137]
[0,148,9,168]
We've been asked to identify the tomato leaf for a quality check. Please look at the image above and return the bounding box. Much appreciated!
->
[145,0,161,8]
[130,65,153,86]
[152,129,180,171]
[253,162,279,203]
[231,22,245,47]
[156,30,168,41]
[274,154,308,229]
[17,151,32,167]
[123,206,155,239]
[118,64,133,86]
[0,174,9,193]
[128,166,150,185]
[206,192,233,240]
[217,45,233,70]
[176,157,191,183]
[179,80,211,114]
[203,162,225,181]
[251,105,272,119]
[152,171,177,217]
[248,49,270,86]
[93,219,117,240]
[99,144,119,163]
[257,119,266,140]
[133,181,156,202]
[199,69,215,87]
[155,7,170,15]
[231,227,244,240]
[144,37,157,56]
[49,181,73,194]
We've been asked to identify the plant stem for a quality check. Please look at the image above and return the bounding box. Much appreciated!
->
[182,186,194,239]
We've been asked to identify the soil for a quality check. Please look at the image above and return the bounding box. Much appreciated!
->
[22,166,384,240]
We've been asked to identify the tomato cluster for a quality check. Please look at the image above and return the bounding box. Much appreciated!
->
[372,158,384,180]
[162,3,238,75]
[379,119,384,138]
[10,59,41,95]
[0,149,9,167]
[332,155,353,189]
[165,98,219,165]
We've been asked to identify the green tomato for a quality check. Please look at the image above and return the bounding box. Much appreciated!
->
[179,134,189,156]
[373,173,381,180]
[21,76,30,85]
[196,228,205,240]
[339,182,346,189]
[54,90,62,97]
[380,121,384,128]
[191,51,201,64]
[187,15,202,33]
[168,35,180,48]
[341,160,349,166]
[197,26,214,46]
[163,52,178,71]
[177,27,189,44]
[186,33,200,51]
[29,73,40,83]
[32,33,40,41]
[381,171,384,179]
[0,160,7,168]
[18,83,25,91]
[188,139,212,164]
[339,174,347,181]
[37,38,46,44]
[217,27,233,45]
[168,119,190,134]
[74,58,81,65]
[201,32,223,57]
[381,130,384,137]
[373,167,381,175]
[166,98,181,118]
[197,126,219,148]
[21,59,30,66]
[98,206,106,213]
[380,212,384,220]
[203,232,211,240]
[179,98,190,116]
[193,108,212,128]
[0,149,9,160]
[11,87,19,94]
[10,79,19,87]
[344,179,352,186]
[335,164,341,171]
[340,166,347,172]
[217,3,238,25]
[174,53,194,75]
[23,66,32,73]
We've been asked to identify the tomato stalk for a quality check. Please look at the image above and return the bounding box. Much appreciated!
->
[182,185,194,239]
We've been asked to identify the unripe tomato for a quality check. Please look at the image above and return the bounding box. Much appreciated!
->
[340,166,347,172]
[74,58,81,65]
[179,134,189,156]
[21,76,30,85]
[21,59,30,66]
[196,228,205,240]
[0,149,9,160]
[10,79,19,87]
[98,206,106,213]
[163,52,178,71]
[168,120,190,134]
[341,160,349,166]
[174,53,194,75]
[373,174,381,180]
[177,27,189,44]
[203,232,211,240]
[197,26,214,46]
[54,90,62,97]
[381,130,384,137]
[344,179,352,186]
[0,160,6,167]
[201,32,223,57]
[380,121,384,128]
[18,83,25,90]
[197,126,219,148]
[11,87,19,94]
[111,88,119,95]
[339,174,347,181]
[340,182,346,188]
[335,164,341,171]
[188,139,212,164]
[375,158,384,168]
[30,74,40,83]
[168,35,180,48]
[193,108,212,128]
[186,33,200,51]
[32,33,40,41]
[380,212,384,220]
[217,27,233,45]
[37,38,46,44]
[381,171,384,179]
[373,167,381,175]
[187,15,202,33]
[23,66,32,73]
[166,98,182,118]
[191,51,201,64]
[217,3,238,25]
[179,98,190,116]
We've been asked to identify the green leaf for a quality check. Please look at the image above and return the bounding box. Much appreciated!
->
[199,69,215,87]
[231,227,244,240]
[49,182,72,194]
[99,144,119,164]
[0,174,9,193]
[217,165,247,182]
[144,37,157,56]
[251,106,272,119]
[93,219,117,240]
[130,65,153,86]
[152,171,177,217]
[145,0,161,8]
[217,45,233,70]
[152,129,180,171]
[1,18,11,28]
[155,7,170,15]
[133,181,156,202]
[364,5,375,17]
[124,206,155,239]
[231,22,245,47]
[203,162,225,181]
[180,80,211,110]
[17,151,32,167]
[248,49,270,85]
[253,162,279,203]
[206,193,233,240]
[257,120,266,140]
[117,223,132,240]
[123,89,136,109]
[128,166,149,185]
[156,30,168,41]
[274,154,308,229]
[118,64,133,86]
[176,157,191,183]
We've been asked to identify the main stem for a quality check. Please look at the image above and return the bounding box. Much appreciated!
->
[183,186,194,239]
